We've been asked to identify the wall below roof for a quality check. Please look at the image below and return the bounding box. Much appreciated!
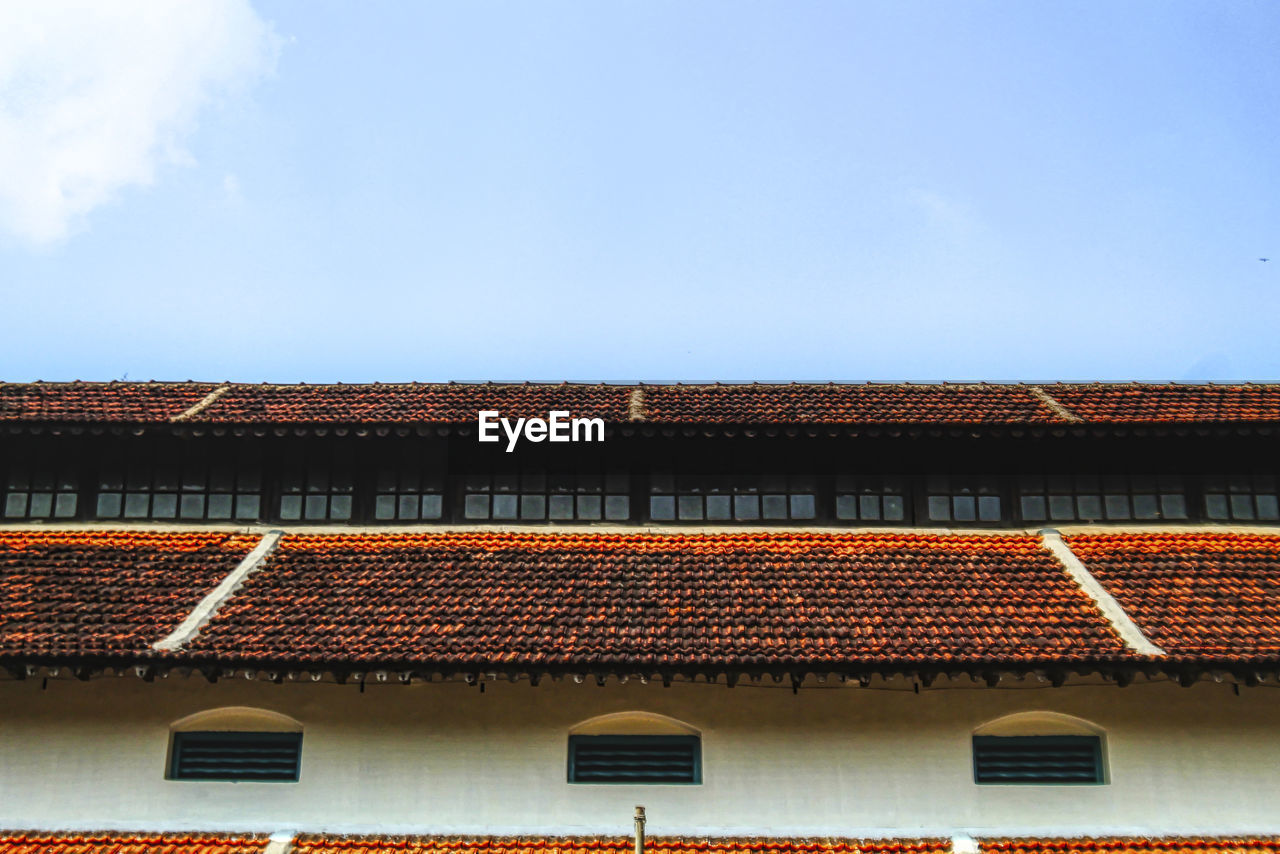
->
[1,676,1278,836]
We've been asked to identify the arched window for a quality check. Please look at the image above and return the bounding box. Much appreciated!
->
[568,712,701,785]
[972,711,1106,785]
[167,707,303,783]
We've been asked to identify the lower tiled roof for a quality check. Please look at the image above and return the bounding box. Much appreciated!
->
[0,834,265,854]
[6,529,1280,679]
[0,532,259,659]
[981,840,1280,854]
[178,531,1129,671]
[1065,533,1280,661]
[295,840,945,854]
[3,836,1278,854]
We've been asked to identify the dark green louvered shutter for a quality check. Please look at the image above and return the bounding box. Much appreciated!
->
[973,735,1104,784]
[169,731,302,782]
[568,735,701,784]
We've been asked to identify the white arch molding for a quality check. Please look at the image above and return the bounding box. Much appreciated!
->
[170,706,303,733]
[569,710,700,736]
[973,710,1105,737]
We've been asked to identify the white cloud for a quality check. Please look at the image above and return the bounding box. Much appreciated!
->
[0,0,278,246]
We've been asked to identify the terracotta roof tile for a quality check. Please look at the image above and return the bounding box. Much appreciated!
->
[981,839,1280,854]
[0,382,220,423]
[0,531,259,658]
[1065,533,1280,661]
[295,838,948,854]
[181,531,1130,668]
[199,383,632,424]
[639,384,1060,424]
[5,382,1280,427]
[0,833,266,854]
[3,837,1274,854]
[10,529,1280,674]
[1048,383,1280,423]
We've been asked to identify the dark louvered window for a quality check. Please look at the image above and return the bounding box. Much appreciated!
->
[2,462,78,520]
[926,476,1002,523]
[835,475,909,523]
[1204,475,1280,522]
[568,735,701,784]
[973,735,1104,784]
[168,731,302,782]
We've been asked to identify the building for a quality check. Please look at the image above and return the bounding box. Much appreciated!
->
[1,382,1278,854]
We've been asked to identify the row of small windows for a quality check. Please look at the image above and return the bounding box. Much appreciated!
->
[649,475,817,521]
[167,728,1102,786]
[464,472,632,522]
[5,461,1278,525]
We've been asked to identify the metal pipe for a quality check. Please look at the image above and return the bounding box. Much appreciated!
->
[634,806,646,854]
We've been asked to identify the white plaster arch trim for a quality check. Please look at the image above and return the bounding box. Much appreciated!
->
[569,710,700,736]
[170,706,303,733]
[973,710,1104,737]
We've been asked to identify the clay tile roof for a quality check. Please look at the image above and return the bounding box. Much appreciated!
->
[981,839,1280,854]
[1048,383,1280,423]
[1065,533,1280,661]
[0,833,266,854]
[4,837,1276,854]
[200,383,633,424]
[4,381,1280,427]
[0,382,222,423]
[179,531,1131,669]
[10,529,1280,676]
[294,838,950,854]
[0,531,259,659]
[639,383,1059,424]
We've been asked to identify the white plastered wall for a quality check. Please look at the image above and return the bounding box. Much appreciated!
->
[1,676,1278,837]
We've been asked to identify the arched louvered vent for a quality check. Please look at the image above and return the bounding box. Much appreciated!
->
[972,735,1104,784]
[568,735,701,784]
[168,731,302,782]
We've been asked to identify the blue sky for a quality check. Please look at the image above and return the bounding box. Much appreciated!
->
[1,1,1277,383]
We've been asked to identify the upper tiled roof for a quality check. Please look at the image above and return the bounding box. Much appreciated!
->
[1048,384,1280,423]
[0,833,265,854]
[639,384,1059,424]
[178,531,1129,670]
[4,381,1280,427]
[0,382,222,423]
[294,838,947,854]
[0,531,258,659]
[1065,533,1280,661]
[202,383,633,424]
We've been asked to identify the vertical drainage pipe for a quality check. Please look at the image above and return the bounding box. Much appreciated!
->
[634,806,646,854]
